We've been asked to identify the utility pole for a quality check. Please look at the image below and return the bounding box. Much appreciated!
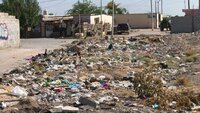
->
[150,0,154,31]
[157,1,160,13]
[188,0,190,9]
[78,0,81,38]
[192,4,194,32]
[155,1,157,13]
[161,0,163,14]
[199,0,200,9]
[184,0,187,9]
[100,0,103,38]
[111,0,115,41]
[155,1,157,29]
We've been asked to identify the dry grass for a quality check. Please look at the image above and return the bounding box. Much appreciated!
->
[185,55,199,62]
[177,77,192,87]
[184,48,199,62]
[133,73,163,98]
[185,49,197,57]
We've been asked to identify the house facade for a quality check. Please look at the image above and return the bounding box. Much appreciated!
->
[39,13,112,38]
[115,13,162,29]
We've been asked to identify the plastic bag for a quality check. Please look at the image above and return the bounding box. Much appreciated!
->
[11,86,28,97]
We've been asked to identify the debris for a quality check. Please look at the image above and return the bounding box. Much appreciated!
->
[11,86,28,97]
[54,105,79,112]
[152,102,159,109]
[79,97,98,107]
[107,43,113,50]
[62,106,79,112]
[1,33,200,112]
[191,106,200,111]
[0,102,7,109]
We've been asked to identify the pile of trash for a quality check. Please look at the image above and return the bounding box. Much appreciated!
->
[0,34,200,113]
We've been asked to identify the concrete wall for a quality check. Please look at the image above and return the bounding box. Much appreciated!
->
[115,13,160,29]
[171,10,200,33]
[90,14,112,25]
[0,12,20,49]
[194,16,200,31]
[171,16,192,33]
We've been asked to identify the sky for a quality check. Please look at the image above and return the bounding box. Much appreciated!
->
[0,0,199,16]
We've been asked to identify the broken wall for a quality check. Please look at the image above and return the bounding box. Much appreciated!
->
[0,12,20,49]
[171,16,200,33]
[171,16,193,33]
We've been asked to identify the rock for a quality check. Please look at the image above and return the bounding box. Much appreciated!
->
[62,106,79,112]
[79,97,97,107]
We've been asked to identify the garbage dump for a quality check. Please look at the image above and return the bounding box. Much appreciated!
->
[0,33,200,113]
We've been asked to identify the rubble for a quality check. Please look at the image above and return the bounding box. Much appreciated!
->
[1,33,200,112]
[53,105,79,113]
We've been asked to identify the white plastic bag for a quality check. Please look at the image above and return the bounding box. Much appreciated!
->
[11,86,28,97]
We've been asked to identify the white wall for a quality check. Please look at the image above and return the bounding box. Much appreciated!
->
[0,13,20,49]
[90,14,112,25]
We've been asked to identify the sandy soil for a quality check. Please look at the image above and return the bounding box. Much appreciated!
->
[0,38,76,75]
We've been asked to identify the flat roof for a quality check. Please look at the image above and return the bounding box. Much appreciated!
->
[43,16,73,22]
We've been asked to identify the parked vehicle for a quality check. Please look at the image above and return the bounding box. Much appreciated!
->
[159,18,171,31]
[116,23,131,34]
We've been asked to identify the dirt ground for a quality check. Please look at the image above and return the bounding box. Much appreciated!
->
[0,29,168,75]
[0,38,76,75]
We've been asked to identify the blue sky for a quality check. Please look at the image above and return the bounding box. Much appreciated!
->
[1,0,199,16]
[38,0,199,16]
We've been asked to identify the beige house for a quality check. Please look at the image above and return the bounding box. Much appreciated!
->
[41,15,73,38]
[115,13,162,29]
[73,14,112,27]
[39,13,113,38]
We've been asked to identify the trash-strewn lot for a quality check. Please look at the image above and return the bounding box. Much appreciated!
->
[0,38,75,75]
[0,33,200,113]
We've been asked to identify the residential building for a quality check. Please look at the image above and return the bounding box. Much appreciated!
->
[39,13,112,38]
[115,13,162,29]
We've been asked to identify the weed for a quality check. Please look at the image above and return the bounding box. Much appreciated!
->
[177,77,191,87]
[185,55,199,62]
[185,49,197,57]
[133,72,163,98]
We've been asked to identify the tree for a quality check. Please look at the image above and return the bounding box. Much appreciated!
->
[67,0,104,15]
[105,1,128,15]
[0,0,41,38]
